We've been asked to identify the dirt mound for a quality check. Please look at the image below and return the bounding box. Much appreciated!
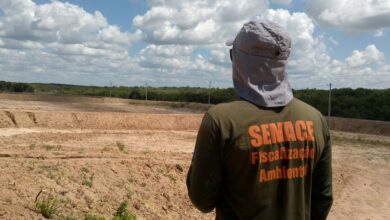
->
[330,117,390,136]
[0,92,129,104]
[2,93,390,136]
[0,92,206,114]
[0,110,202,130]
[2,109,390,136]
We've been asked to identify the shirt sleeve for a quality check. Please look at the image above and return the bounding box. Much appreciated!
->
[311,116,333,219]
[186,112,223,213]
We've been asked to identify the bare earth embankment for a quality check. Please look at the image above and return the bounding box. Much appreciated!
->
[0,93,389,219]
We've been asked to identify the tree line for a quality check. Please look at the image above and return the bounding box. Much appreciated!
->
[1,81,389,121]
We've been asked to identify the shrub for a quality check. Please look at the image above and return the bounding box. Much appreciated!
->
[82,173,94,188]
[113,201,136,220]
[116,141,125,152]
[35,196,60,218]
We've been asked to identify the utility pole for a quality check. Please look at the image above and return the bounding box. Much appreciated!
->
[328,83,332,129]
[208,81,212,104]
[145,83,148,101]
[109,82,112,97]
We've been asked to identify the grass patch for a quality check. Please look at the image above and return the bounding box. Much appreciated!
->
[113,201,136,220]
[29,143,36,150]
[127,177,134,183]
[39,164,63,181]
[81,167,90,173]
[116,141,125,152]
[27,164,35,171]
[39,164,60,172]
[82,173,94,188]
[42,144,62,151]
[38,165,64,181]
[141,150,151,154]
[78,147,86,154]
[101,146,111,152]
[35,196,61,219]
[167,174,177,182]
[126,189,133,199]
[84,214,106,220]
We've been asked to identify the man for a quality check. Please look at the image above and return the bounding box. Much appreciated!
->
[186,20,333,220]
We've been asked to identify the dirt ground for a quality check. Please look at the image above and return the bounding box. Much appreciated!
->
[0,94,389,220]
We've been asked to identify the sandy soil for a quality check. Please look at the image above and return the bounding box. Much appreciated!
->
[329,132,390,220]
[0,99,181,114]
[0,128,211,219]
[0,95,389,220]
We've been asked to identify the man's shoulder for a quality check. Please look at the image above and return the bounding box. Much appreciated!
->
[290,98,322,113]
[210,100,251,109]
[207,100,253,117]
[208,98,320,112]
[206,98,324,120]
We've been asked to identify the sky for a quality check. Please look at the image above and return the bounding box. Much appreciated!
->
[0,0,389,89]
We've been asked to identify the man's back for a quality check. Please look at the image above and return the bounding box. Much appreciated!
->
[187,98,333,219]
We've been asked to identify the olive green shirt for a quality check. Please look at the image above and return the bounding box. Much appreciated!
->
[187,98,332,220]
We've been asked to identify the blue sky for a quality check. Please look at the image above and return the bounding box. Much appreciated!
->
[0,0,389,88]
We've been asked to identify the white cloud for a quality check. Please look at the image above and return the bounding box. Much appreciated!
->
[346,45,384,67]
[0,0,142,86]
[0,0,141,52]
[133,0,268,45]
[306,0,390,33]
[135,44,231,87]
[374,29,384,37]
[138,44,193,69]
[313,46,390,88]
